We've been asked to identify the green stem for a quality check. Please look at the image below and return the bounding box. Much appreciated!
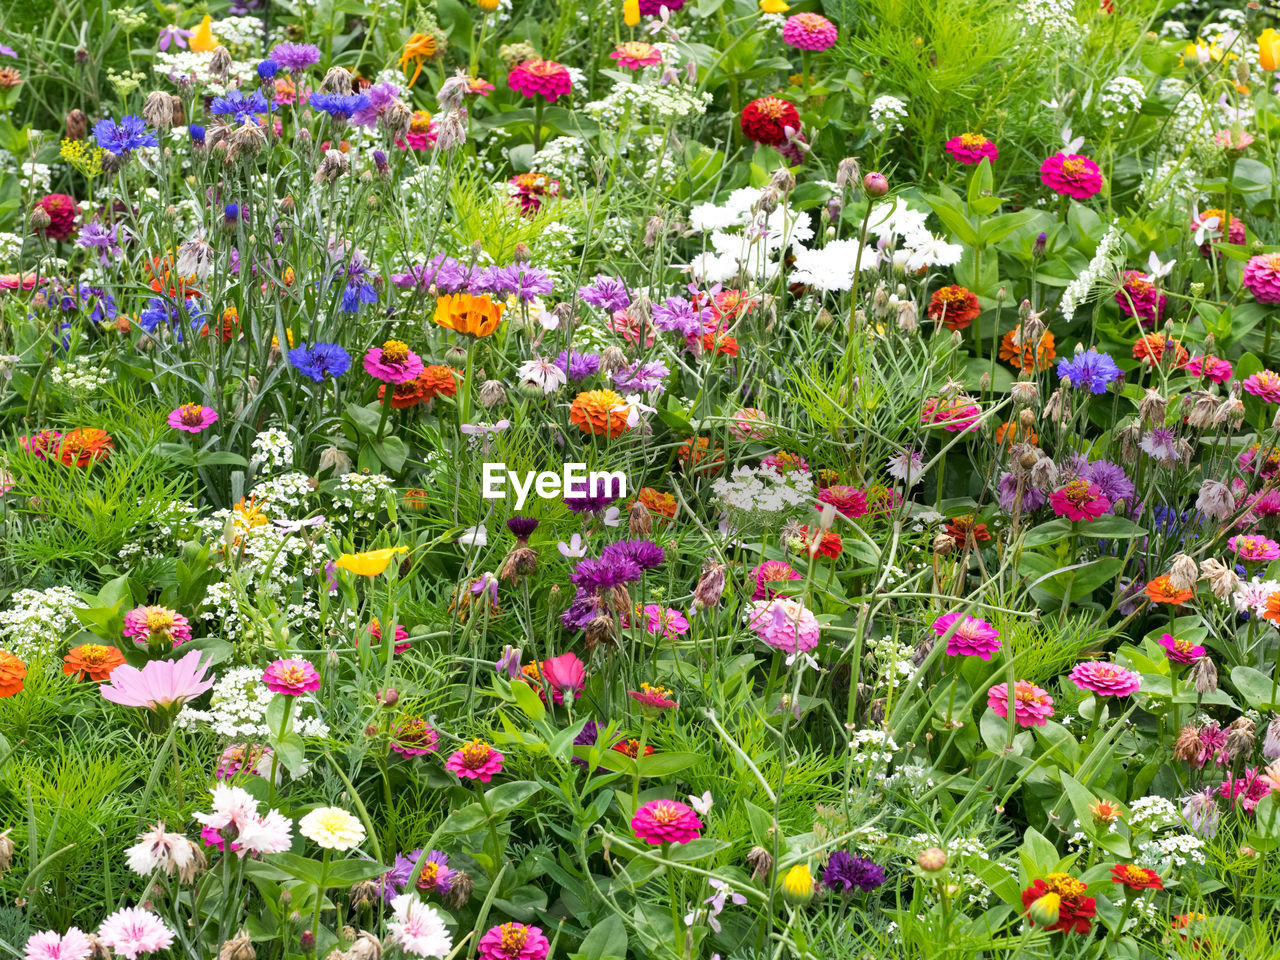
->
[309,848,331,950]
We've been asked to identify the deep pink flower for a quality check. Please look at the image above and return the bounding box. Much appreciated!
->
[1218,767,1273,813]
[944,133,998,165]
[167,403,219,433]
[1049,479,1110,521]
[1040,152,1103,200]
[1069,661,1141,698]
[1157,633,1206,664]
[1243,253,1280,304]
[540,652,586,704]
[817,485,868,519]
[932,611,1001,660]
[643,604,689,637]
[987,681,1054,727]
[445,739,504,781]
[752,560,801,599]
[921,397,981,431]
[366,619,411,654]
[122,605,192,648]
[390,716,439,757]
[1229,534,1280,562]
[507,60,572,102]
[745,598,821,654]
[363,340,424,384]
[782,13,838,51]
[608,41,663,70]
[631,798,702,845]
[1114,271,1165,327]
[1185,354,1232,383]
[1243,370,1280,403]
[477,922,550,960]
[261,658,321,696]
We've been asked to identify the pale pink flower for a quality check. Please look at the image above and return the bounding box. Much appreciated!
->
[97,908,174,960]
[99,649,214,712]
[24,929,93,960]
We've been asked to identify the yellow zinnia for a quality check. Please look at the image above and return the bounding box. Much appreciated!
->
[336,546,409,577]
[760,0,790,12]
[190,16,218,54]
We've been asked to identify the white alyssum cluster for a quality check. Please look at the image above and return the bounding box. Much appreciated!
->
[849,729,899,766]
[0,232,23,261]
[49,358,116,397]
[1136,833,1207,871]
[179,665,330,739]
[584,79,712,125]
[1098,76,1146,119]
[711,465,815,515]
[0,587,83,659]
[869,95,908,135]
[249,472,316,515]
[1059,224,1126,321]
[1128,794,1182,832]
[531,136,591,185]
[1019,0,1085,54]
[331,473,395,523]
[251,428,295,473]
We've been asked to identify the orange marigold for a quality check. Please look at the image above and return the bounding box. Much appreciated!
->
[998,327,1056,373]
[59,428,114,467]
[927,285,981,330]
[64,643,126,681]
[0,650,26,697]
[433,293,504,338]
[1146,574,1193,605]
[677,436,725,475]
[403,488,430,510]
[636,487,677,519]
[701,331,739,356]
[570,389,631,438]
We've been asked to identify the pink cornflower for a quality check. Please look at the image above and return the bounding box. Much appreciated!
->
[643,604,689,638]
[167,402,219,433]
[1229,534,1280,563]
[781,13,839,50]
[631,798,702,845]
[99,649,214,713]
[507,59,573,102]
[1218,767,1273,813]
[745,597,821,654]
[1049,479,1110,521]
[97,907,174,960]
[540,651,586,704]
[1185,354,1232,383]
[122,605,192,648]
[987,681,1054,727]
[1244,370,1280,404]
[262,658,321,695]
[364,340,424,384]
[1243,253,1280,304]
[445,739,504,782]
[24,929,93,960]
[944,132,998,165]
[608,41,663,70]
[1069,661,1141,698]
[921,396,981,431]
[762,451,809,474]
[1158,633,1206,664]
[817,484,868,519]
[1040,152,1103,200]
[932,611,1001,660]
[477,922,550,960]
[752,560,802,599]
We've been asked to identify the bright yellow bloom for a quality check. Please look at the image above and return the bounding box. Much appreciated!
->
[780,863,814,904]
[1027,892,1061,927]
[623,0,641,26]
[60,139,105,178]
[398,33,440,88]
[190,16,218,54]
[336,547,409,577]
[1261,29,1280,72]
[760,0,790,12]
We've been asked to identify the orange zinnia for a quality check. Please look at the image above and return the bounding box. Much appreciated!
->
[995,420,1038,446]
[0,650,26,697]
[636,487,677,519]
[927,285,981,331]
[64,643,126,681]
[59,428,113,467]
[1263,592,1280,624]
[998,327,1056,373]
[1132,333,1189,369]
[1146,575,1193,605]
[433,293,505,338]
[403,488,430,511]
[677,436,725,475]
[418,365,459,401]
[398,33,440,87]
[570,389,631,438]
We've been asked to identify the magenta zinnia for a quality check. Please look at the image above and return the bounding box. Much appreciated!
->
[261,658,321,696]
[631,798,702,845]
[932,611,1001,660]
[122,605,192,649]
[1229,534,1280,563]
[477,922,550,960]
[167,402,219,433]
[1049,479,1110,521]
[817,484,868,519]
[445,738,504,781]
[745,597,821,654]
[1243,370,1280,404]
[987,681,1054,727]
[1242,253,1280,304]
[945,132,998,165]
[507,59,572,102]
[1069,661,1141,698]
[608,41,662,70]
[781,12,838,50]
[1157,633,1205,664]
[752,560,802,599]
[1040,152,1103,200]
[364,340,424,384]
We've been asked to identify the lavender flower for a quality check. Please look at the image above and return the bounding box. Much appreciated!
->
[554,350,601,380]
[612,360,670,394]
[484,263,555,301]
[652,296,711,337]
[77,222,124,266]
[570,557,642,591]
[600,538,666,570]
[578,275,631,312]
[269,42,322,73]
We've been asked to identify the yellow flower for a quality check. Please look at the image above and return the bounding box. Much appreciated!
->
[760,0,790,12]
[1261,28,1280,72]
[190,16,218,54]
[336,546,409,577]
[780,863,814,905]
[623,0,641,26]
[298,807,366,851]
[398,33,440,88]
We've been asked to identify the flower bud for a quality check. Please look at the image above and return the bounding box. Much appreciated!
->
[918,847,947,872]
[218,931,256,960]
[1027,891,1061,927]
[299,931,315,953]
[746,845,773,881]
[779,864,815,905]
[862,171,889,197]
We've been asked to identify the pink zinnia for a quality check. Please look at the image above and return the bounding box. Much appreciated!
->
[390,717,439,757]
[1243,370,1280,404]
[1243,253,1280,304]
[944,132,998,165]
[507,59,572,102]
[987,681,1054,727]
[781,13,838,51]
[1114,271,1165,327]
[932,611,1001,660]
[817,484,868,519]
[1229,534,1280,562]
[445,739,504,782]
[24,929,93,960]
[745,598,821,654]
[540,651,586,704]
[643,604,689,638]
[608,41,662,70]
[729,407,771,440]
[477,922,550,960]
[1157,633,1206,664]
[1218,767,1272,813]
[1040,152,1103,200]
[261,658,321,696]
[363,340,424,384]
[167,402,219,433]
[99,649,214,712]
[96,907,174,960]
[1185,354,1232,383]
[631,798,702,845]
[1049,479,1110,521]
[367,619,411,654]
[122,605,192,648]
[752,560,801,599]
[1069,661,1141,698]
[19,429,63,460]
[921,397,981,431]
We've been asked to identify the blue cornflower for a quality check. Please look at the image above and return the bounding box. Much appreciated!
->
[189,124,206,145]
[289,342,352,381]
[257,59,279,79]
[210,89,272,125]
[1056,348,1123,394]
[307,93,371,119]
[93,116,158,156]
[137,297,186,341]
[340,278,379,314]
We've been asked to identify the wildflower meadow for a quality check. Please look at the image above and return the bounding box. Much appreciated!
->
[2,0,1280,957]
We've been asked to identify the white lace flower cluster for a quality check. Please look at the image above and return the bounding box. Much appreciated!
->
[179,665,330,739]
[1059,223,1125,321]
[0,586,82,659]
[711,465,814,515]
[1098,76,1145,119]
[584,79,712,125]
[869,95,908,135]
[686,187,814,285]
[49,358,116,398]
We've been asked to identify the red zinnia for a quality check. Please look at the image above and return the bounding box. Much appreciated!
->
[927,285,981,330]
[1110,863,1163,890]
[1021,873,1097,934]
[740,97,800,146]
[944,514,990,547]
[35,193,80,241]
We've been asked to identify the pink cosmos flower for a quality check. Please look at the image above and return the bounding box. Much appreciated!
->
[99,649,214,712]
[752,560,802,599]
[445,739,505,782]
[1244,370,1280,404]
[97,907,174,960]
[643,604,689,638]
[1049,479,1110,521]
[262,658,321,695]
[1229,534,1280,563]
[364,341,424,384]
[1040,152,1103,200]
[1157,633,1206,664]
[24,928,93,960]
[122,605,192,648]
[745,598,821,654]
[781,12,839,50]
[1243,253,1280,304]
[540,651,586,704]
[987,681,1054,727]
[1069,661,1141,698]
[1185,354,1232,383]
[167,402,219,433]
[631,799,702,845]
[608,41,663,70]
[477,922,550,960]
[944,133,999,165]
[507,60,573,102]
[932,611,1001,660]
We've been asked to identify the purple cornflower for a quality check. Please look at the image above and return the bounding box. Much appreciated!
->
[572,719,603,769]
[507,516,539,539]
[1057,348,1124,394]
[1181,788,1220,838]
[612,360,670,394]
[570,557,642,591]
[269,42,322,73]
[578,275,631,312]
[93,116,157,156]
[351,82,401,128]
[600,538,666,570]
[77,221,124,266]
[289,342,352,381]
[996,472,1046,515]
[484,263,555,301]
[380,849,422,903]
[560,590,604,631]
[1139,427,1180,463]
[308,93,371,119]
[822,851,885,892]
[1063,454,1134,512]
[211,89,271,125]
[391,254,478,294]
[554,349,601,380]
[563,476,624,512]
[652,296,711,337]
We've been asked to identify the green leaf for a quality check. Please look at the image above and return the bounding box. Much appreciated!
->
[966,157,994,209]
[1022,519,1073,548]
[440,803,486,834]
[1230,665,1278,711]
[509,679,547,722]
[924,195,980,246]
[634,752,700,778]
[572,914,628,960]
[269,853,329,888]
[1082,516,1147,539]
[484,780,541,815]
[323,859,389,886]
